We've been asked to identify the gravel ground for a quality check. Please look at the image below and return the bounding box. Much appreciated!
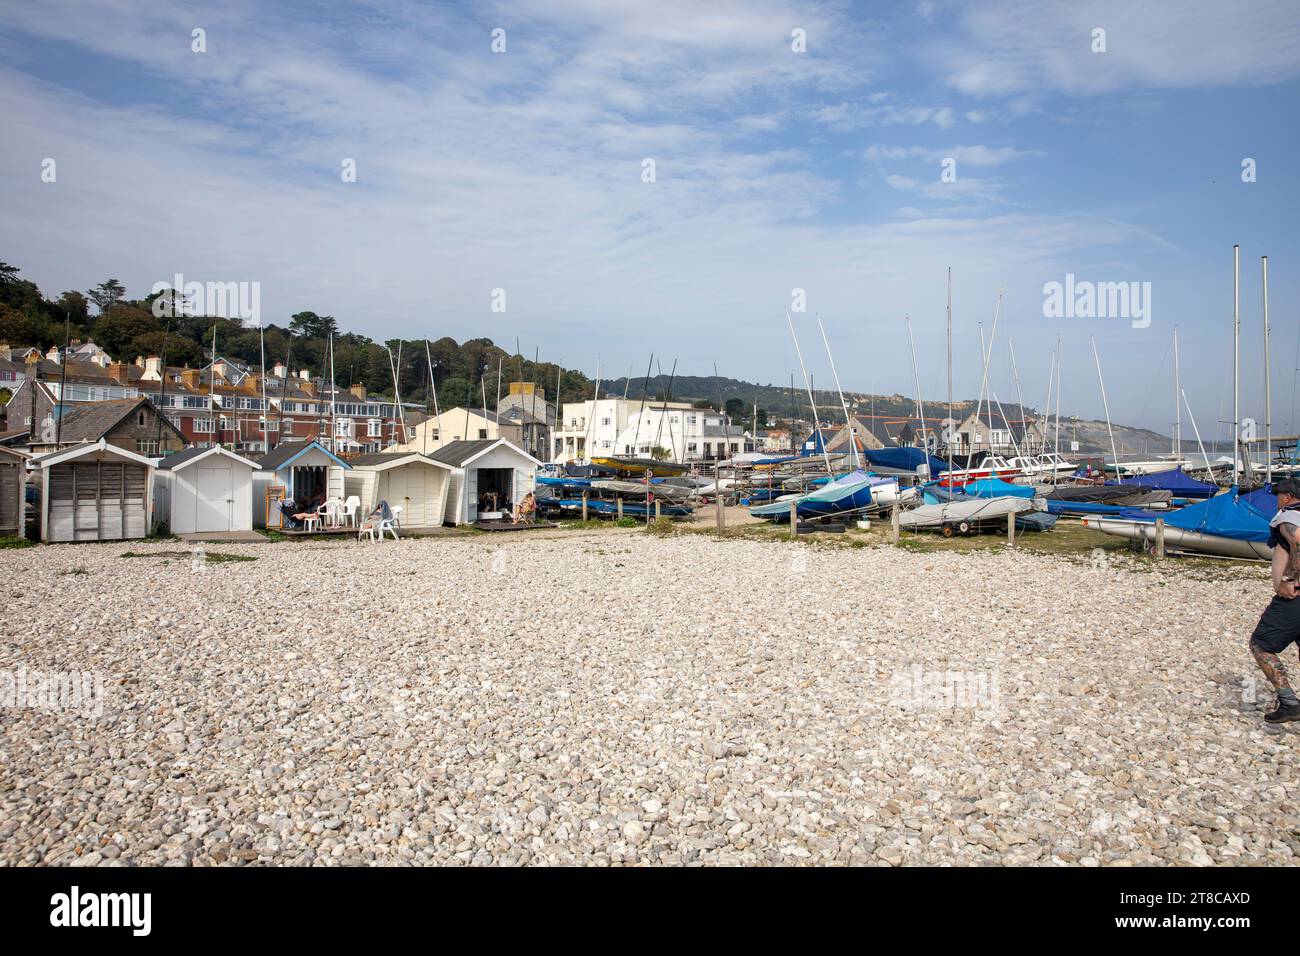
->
[1,531,1296,866]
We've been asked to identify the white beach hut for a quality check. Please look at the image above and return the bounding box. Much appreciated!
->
[429,438,540,525]
[251,440,351,527]
[154,445,260,535]
[342,452,455,530]
[31,439,156,542]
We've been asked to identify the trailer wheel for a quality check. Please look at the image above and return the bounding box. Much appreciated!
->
[941,522,956,538]
[956,520,972,535]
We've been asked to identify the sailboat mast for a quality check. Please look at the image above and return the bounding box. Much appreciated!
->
[1009,338,1026,452]
[259,320,268,453]
[1233,244,1241,480]
[787,310,832,475]
[1040,345,1055,457]
[1172,326,1181,459]
[815,313,857,469]
[905,317,929,458]
[1053,338,1062,462]
[1091,336,1120,473]
[946,266,952,475]
[1264,255,1273,484]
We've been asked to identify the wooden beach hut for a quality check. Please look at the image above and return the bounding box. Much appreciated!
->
[429,438,541,525]
[153,445,260,535]
[0,445,28,538]
[342,452,455,530]
[251,439,350,527]
[31,439,155,542]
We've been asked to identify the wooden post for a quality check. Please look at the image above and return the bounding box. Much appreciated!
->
[890,502,900,543]
[581,491,588,522]
[1155,516,1165,558]
[655,500,661,520]
[616,498,623,520]
[715,462,724,536]
[1007,510,1016,546]
[789,499,798,540]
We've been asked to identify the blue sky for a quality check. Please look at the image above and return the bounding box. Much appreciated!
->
[1,0,1298,439]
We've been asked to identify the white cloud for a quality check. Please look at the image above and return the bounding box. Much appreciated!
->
[926,0,1300,95]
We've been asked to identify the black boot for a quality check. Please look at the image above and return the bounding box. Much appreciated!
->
[1265,699,1300,723]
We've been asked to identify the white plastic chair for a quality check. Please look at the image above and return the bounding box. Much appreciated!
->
[379,505,402,541]
[341,496,361,527]
[322,497,343,528]
[359,504,402,542]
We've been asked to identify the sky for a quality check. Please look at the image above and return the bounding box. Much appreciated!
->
[1,0,1298,439]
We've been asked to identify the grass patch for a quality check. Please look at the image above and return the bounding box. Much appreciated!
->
[120,550,257,563]
[58,566,90,576]
[0,535,35,549]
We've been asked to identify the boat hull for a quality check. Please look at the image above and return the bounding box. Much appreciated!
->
[1082,516,1270,560]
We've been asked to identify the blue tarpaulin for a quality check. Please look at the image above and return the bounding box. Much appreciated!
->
[1115,490,1270,542]
[1110,467,1218,499]
[961,477,1037,499]
[862,447,950,475]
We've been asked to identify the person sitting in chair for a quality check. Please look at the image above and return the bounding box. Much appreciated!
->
[513,491,536,524]
[358,499,394,535]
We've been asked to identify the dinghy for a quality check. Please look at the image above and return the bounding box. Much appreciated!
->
[899,496,1038,535]
[748,470,895,520]
[1081,491,1271,560]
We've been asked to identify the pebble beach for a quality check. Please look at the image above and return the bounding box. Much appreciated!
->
[2,530,1296,866]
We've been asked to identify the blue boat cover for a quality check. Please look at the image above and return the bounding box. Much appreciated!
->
[1046,499,1133,516]
[1114,490,1270,542]
[961,477,1037,499]
[862,447,950,474]
[1110,467,1218,498]
[1243,486,1278,513]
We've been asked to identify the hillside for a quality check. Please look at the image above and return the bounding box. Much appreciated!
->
[603,373,1172,456]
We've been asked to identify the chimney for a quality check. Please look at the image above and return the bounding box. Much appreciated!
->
[273,361,287,378]
[91,352,111,368]
[134,355,145,369]
[349,383,366,400]
[46,346,61,365]
[298,369,311,382]
[108,362,129,385]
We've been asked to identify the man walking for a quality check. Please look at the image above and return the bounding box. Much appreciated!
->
[1250,479,1300,722]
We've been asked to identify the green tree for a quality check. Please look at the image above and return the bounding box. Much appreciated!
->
[87,279,126,314]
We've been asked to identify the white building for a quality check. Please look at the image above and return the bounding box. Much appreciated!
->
[613,407,754,462]
[552,398,666,462]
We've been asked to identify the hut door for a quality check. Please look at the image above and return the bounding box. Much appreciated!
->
[195,465,232,532]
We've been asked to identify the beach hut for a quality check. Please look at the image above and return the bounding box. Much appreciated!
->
[429,438,541,525]
[154,445,260,535]
[31,439,155,542]
[343,452,455,529]
[252,440,351,527]
[0,445,28,538]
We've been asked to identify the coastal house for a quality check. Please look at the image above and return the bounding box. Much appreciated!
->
[428,438,541,524]
[25,396,186,458]
[0,444,27,538]
[31,439,156,542]
[153,445,260,535]
[951,410,1047,456]
[388,406,523,454]
[611,406,754,462]
[342,452,455,529]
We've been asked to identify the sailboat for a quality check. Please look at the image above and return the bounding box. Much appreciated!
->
[1081,490,1271,560]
